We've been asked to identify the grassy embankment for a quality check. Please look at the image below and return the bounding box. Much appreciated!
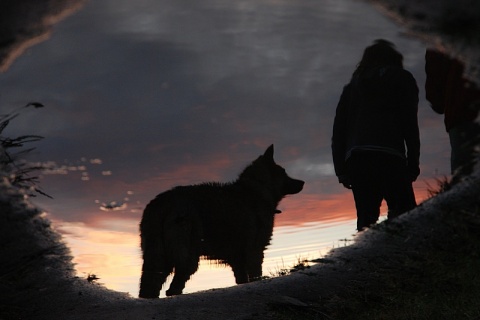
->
[272,182,480,319]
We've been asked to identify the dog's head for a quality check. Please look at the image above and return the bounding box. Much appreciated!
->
[240,145,304,200]
[262,145,304,196]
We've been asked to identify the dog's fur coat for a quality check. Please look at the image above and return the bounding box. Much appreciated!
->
[139,145,304,298]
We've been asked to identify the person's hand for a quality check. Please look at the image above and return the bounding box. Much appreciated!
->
[407,164,420,182]
[338,175,352,189]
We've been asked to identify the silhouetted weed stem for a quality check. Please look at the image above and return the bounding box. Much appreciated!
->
[0,102,51,198]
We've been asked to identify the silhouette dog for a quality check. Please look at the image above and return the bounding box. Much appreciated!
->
[139,145,304,298]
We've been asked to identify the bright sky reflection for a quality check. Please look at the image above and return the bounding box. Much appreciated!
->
[57,184,433,298]
[58,213,361,297]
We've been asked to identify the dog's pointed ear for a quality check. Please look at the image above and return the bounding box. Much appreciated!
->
[263,144,274,161]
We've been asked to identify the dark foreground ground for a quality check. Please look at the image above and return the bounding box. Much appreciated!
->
[1,0,480,319]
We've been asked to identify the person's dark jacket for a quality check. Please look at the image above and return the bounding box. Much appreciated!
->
[332,65,420,183]
[425,49,480,132]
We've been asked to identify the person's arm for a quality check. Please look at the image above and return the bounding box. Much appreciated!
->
[402,71,421,181]
[425,49,446,114]
[332,84,351,187]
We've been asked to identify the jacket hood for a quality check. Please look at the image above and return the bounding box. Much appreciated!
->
[354,66,401,97]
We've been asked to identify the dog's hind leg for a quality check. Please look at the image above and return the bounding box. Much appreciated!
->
[166,254,199,296]
[139,235,173,298]
[140,200,173,298]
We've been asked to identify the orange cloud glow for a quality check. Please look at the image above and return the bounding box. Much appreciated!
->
[57,222,142,295]
[275,192,356,227]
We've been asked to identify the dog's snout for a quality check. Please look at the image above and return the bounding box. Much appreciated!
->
[287,178,304,194]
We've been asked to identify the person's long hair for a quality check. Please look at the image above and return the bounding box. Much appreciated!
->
[353,39,404,76]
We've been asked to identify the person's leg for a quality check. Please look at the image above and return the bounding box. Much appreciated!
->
[382,156,416,220]
[351,185,382,230]
[348,153,383,231]
[449,121,480,177]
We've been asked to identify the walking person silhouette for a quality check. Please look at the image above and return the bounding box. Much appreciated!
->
[425,48,480,181]
[332,39,420,231]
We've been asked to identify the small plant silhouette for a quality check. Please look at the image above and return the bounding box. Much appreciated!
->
[86,273,100,284]
[425,176,452,199]
[0,102,51,198]
[267,257,311,279]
